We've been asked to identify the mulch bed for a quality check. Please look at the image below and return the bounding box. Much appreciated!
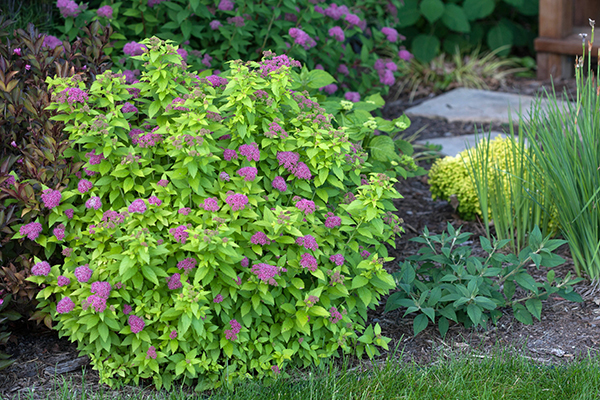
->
[2,76,597,399]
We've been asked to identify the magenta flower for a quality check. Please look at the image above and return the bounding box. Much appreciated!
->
[295,199,316,215]
[78,179,93,194]
[272,176,287,192]
[177,257,197,273]
[213,294,224,303]
[345,13,361,27]
[178,207,191,215]
[210,20,222,30]
[74,265,92,283]
[121,102,138,113]
[289,28,316,49]
[300,253,318,272]
[146,346,157,359]
[239,143,260,161]
[129,315,145,333]
[329,254,345,266]
[41,189,61,209]
[13,48,21,56]
[56,87,89,105]
[20,222,43,240]
[168,273,182,290]
[91,281,112,298]
[324,213,342,228]
[320,83,338,95]
[53,224,66,241]
[97,5,113,18]
[296,235,319,251]
[361,250,371,259]
[251,231,271,246]
[226,193,248,211]
[25,64,31,71]
[328,26,345,42]
[57,275,70,287]
[57,0,80,18]
[398,49,414,61]
[345,92,360,102]
[148,196,162,206]
[169,330,177,339]
[177,48,188,62]
[218,0,234,11]
[381,27,398,42]
[241,257,249,268]
[157,179,169,187]
[224,319,241,340]
[123,41,147,56]
[123,304,132,314]
[201,197,219,212]
[32,261,51,276]
[85,295,107,313]
[42,35,62,50]
[128,199,147,214]
[227,16,245,27]
[85,196,102,210]
[169,225,189,244]
[237,166,258,181]
[148,0,167,6]
[329,307,343,323]
[337,64,350,76]
[266,121,287,138]
[223,149,238,161]
[251,263,285,285]
[56,297,75,314]
[206,75,228,88]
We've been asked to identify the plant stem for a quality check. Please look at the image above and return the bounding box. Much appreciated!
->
[258,0,283,56]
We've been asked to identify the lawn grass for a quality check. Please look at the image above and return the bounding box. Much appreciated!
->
[9,349,600,400]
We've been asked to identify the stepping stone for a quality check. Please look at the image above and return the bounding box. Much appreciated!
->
[416,132,508,157]
[405,88,567,124]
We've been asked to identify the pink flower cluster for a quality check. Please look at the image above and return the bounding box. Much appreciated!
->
[296,235,318,251]
[266,121,288,138]
[239,143,260,161]
[96,5,113,18]
[224,319,241,340]
[374,59,397,86]
[53,224,66,241]
[381,27,398,42]
[57,275,70,286]
[20,222,42,240]
[289,28,316,50]
[123,41,147,56]
[43,35,62,50]
[304,295,319,307]
[157,179,169,187]
[223,149,238,161]
[129,315,145,333]
[329,254,345,266]
[56,87,88,105]
[169,225,190,244]
[65,209,74,219]
[251,263,286,285]
[241,257,249,268]
[91,281,112,298]
[148,0,168,6]
[146,346,157,359]
[128,199,147,214]
[169,330,177,339]
[177,48,188,62]
[206,75,228,88]
[319,84,338,95]
[218,0,234,11]
[219,172,230,181]
[210,20,222,30]
[86,149,105,165]
[226,193,248,211]
[237,166,258,181]
[149,196,162,206]
[328,26,345,42]
[75,265,92,283]
[41,189,61,209]
[177,257,197,273]
[201,197,219,212]
[329,306,343,323]
[338,64,349,76]
[32,261,51,276]
[57,0,80,18]
[258,53,301,77]
[398,48,414,61]
[361,250,371,259]
[56,297,75,314]
[213,294,224,303]
[345,92,360,102]
[295,198,316,215]
[251,231,271,246]
[272,176,287,192]
[123,304,132,314]
[300,253,318,272]
[84,295,107,313]
[78,179,93,194]
[101,210,127,229]
[85,196,102,210]
[227,16,245,27]
[178,207,191,215]
[276,151,312,180]
[122,102,138,113]
[324,212,342,228]
[168,273,182,290]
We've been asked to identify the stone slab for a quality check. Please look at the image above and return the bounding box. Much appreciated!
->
[405,88,568,124]
[416,132,507,157]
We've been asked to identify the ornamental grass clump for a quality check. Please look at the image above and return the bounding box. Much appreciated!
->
[22,38,402,390]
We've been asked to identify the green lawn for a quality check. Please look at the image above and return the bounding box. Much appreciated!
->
[14,350,600,400]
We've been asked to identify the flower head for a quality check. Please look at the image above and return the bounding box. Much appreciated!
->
[97,5,113,18]
[224,319,241,340]
[295,199,316,215]
[56,297,75,314]
[251,263,285,285]
[53,224,66,241]
[328,26,345,42]
[329,254,345,266]
[251,231,271,246]
[272,176,287,192]
[168,273,182,290]
[128,199,147,214]
[57,0,80,18]
[20,222,43,240]
[345,92,360,103]
[78,179,93,194]
[213,294,224,303]
[299,253,318,272]
[381,27,398,42]
[289,28,316,49]
[218,0,234,11]
[129,315,145,333]
[85,196,102,210]
[226,193,248,211]
[329,306,343,323]
[239,143,260,161]
[41,189,61,209]
[210,20,222,30]
[57,275,70,287]
[201,197,220,212]
[146,346,157,359]
[91,281,112,298]
[169,330,177,339]
[32,261,51,276]
[123,41,147,56]
[237,166,258,181]
[42,35,62,50]
[74,265,93,283]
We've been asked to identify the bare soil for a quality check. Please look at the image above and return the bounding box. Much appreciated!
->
[2,76,597,399]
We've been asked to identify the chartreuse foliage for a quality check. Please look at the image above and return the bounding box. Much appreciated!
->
[385,224,582,337]
[22,38,402,390]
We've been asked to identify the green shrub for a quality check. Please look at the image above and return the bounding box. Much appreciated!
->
[23,38,402,390]
[54,0,409,98]
[398,0,538,63]
[385,224,582,337]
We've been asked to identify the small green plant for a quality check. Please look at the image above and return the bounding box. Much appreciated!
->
[23,38,400,390]
[385,224,582,337]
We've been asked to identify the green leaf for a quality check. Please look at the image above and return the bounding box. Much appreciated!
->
[467,303,483,326]
[369,135,398,162]
[441,4,470,33]
[503,280,516,300]
[148,101,161,118]
[411,35,440,63]
[141,265,159,285]
[413,314,429,336]
[307,70,335,89]
[513,304,533,324]
[503,0,523,6]
[98,323,109,342]
[352,276,369,289]
[419,0,445,23]
[397,0,421,28]
[486,24,513,56]
[282,318,294,332]
[525,298,542,321]
[514,272,538,293]
[463,0,495,20]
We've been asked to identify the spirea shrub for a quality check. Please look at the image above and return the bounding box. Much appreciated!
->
[23,39,401,390]
[55,0,410,98]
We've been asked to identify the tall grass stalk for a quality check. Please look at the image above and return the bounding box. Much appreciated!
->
[522,22,600,279]
[464,125,552,254]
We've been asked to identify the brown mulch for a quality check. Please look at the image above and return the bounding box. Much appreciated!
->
[2,75,598,399]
